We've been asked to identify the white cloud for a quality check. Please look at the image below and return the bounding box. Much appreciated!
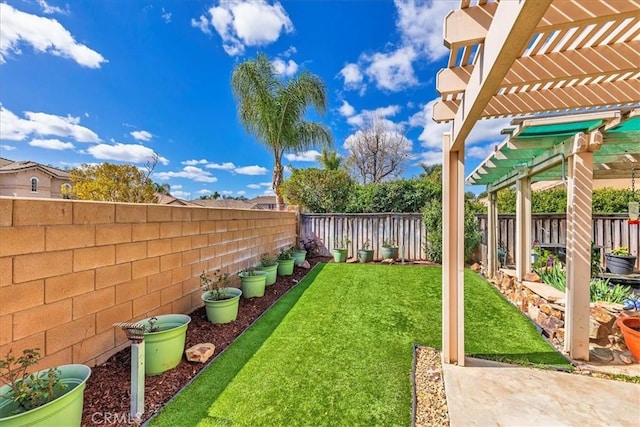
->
[161,8,172,24]
[0,144,16,151]
[193,0,294,56]
[338,100,355,118]
[411,98,510,149]
[394,0,451,62]
[467,145,494,160]
[237,190,246,195]
[416,150,443,166]
[364,46,417,92]
[282,46,296,57]
[235,165,268,175]
[284,150,321,162]
[340,63,365,92]
[197,189,213,195]
[262,189,275,196]
[171,190,191,199]
[221,190,233,195]
[271,58,298,77]
[28,138,74,150]
[182,159,209,166]
[171,184,183,190]
[0,105,99,142]
[247,184,261,189]
[153,166,217,183]
[87,143,169,165]
[37,0,68,15]
[345,105,402,132]
[130,130,152,141]
[206,162,236,170]
[0,3,106,68]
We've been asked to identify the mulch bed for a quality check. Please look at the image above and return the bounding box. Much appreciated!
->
[82,257,329,427]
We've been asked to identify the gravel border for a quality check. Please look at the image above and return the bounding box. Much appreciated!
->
[414,346,450,426]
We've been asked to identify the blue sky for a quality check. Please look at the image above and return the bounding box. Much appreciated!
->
[0,0,509,200]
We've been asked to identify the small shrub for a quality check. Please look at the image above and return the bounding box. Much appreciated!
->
[299,238,322,257]
[200,269,231,301]
[611,247,631,256]
[260,253,278,267]
[534,264,567,292]
[590,279,633,303]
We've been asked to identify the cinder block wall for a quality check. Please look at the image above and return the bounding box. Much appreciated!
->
[0,198,297,370]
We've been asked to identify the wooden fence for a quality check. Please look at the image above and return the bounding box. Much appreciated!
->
[299,213,426,260]
[476,213,640,269]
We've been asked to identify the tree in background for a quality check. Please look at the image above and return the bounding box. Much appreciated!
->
[154,183,171,195]
[282,167,354,213]
[231,52,332,209]
[344,116,412,184]
[68,162,158,203]
[316,147,343,170]
[198,192,221,200]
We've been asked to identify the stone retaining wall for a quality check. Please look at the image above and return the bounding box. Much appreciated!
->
[0,198,297,370]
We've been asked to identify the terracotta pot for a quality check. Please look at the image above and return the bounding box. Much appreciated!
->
[616,317,640,361]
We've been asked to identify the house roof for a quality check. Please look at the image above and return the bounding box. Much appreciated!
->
[0,157,70,179]
[250,196,277,205]
[191,199,256,209]
[156,194,199,206]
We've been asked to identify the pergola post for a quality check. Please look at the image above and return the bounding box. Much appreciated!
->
[442,133,465,365]
[515,175,532,281]
[487,191,498,278]
[564,132,600,360]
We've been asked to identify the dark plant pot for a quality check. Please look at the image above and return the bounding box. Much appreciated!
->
[605,254,637,275]
[292,250,307,266]
[239,271,268,298]
[141,314,191,376]
[332,248,348,263]
[616,317,640,361]
[0,364,91,427]
[256,263,278,285]
[381,246,398,260]
[202,288,242,324]
[277,258,295,276]
[357,249,374,263]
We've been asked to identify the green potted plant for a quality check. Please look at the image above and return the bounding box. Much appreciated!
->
[381,239,399,260]
[0,348,91,427]
[238,267,268,298]
[277,247,295,276]
[357,240,374,263]
[332,235,350,263]
[292,242,307,266]
[200,269,242,324]
[138,314,191,376]
[605,246,637,275]
[256,252,279,286]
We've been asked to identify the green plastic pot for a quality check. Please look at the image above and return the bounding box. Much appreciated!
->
[358,249,374,263]
[277,258,295,276]
[202,288,242,324]
[292,249,307,266]
[332,248,348,263]
[140,314,191,376]
[381,246,398,260]
[239,271,268,298]
[0,364,91,427]
[256,263,278,285]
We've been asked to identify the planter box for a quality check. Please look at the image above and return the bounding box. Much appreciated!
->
[605,253,637,275]
[140,314,191,376]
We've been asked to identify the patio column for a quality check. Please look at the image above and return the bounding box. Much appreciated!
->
[487,191,498,278]
[442,133,465,365]
[564,132,600,360]
[515,173,532,281]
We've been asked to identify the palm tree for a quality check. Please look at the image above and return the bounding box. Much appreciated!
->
[316,147,343,170]
[231,52,333,209]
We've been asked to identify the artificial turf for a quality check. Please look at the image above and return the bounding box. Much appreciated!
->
[150,263,568,426]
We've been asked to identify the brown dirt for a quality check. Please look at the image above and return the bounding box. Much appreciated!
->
[82,257,329,426]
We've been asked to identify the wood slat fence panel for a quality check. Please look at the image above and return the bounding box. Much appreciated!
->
[300,213,426,260]
[476,213,640,269]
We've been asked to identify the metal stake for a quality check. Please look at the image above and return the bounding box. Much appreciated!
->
[113,321,146,421]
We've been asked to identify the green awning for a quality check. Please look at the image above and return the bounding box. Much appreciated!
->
[514,119,604,139]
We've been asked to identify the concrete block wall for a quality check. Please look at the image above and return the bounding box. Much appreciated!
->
[0,197,297,370]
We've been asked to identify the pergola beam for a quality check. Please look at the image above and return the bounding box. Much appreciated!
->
[443,2,497,49]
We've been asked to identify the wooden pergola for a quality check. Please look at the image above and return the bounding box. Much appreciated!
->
[434,0,640,364]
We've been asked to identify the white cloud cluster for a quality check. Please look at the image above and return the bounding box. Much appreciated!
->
[339,0,452,93]
[37,0,68,15]
[192,0,293,56]
[271,58,298,77]
[284,150,321,162]
[0,105,99,142]
[339,102,403,132]
[87,143,169,165]
[0,3,106,68]
[247,182,271,189]
[161,8,172,24]
[235,165,268,175]
[29,138,74,150]
[0,144,16,151]
[153,166,217,183]
[130,130,152,141]
[171,190,191,199]
[182,159,209,165]
[206,162,236,170]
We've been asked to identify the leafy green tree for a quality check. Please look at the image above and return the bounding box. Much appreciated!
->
[154,183,171,195]
[231,52,332,209]
[592,188,640,213]
[316,147,343,170]
[282,167,354,213]
[68,162,158,203]
[198,192,220,200]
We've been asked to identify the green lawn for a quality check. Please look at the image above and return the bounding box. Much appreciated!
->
[150,263,568,426]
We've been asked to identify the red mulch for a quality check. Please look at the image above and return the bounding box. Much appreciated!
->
[82,257,329,426]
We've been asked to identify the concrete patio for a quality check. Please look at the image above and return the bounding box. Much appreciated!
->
[443,357,640,427]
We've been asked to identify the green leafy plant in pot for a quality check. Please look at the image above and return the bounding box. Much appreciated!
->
[200,269,242,324]
[238,267,268,298]
[277,247,296,276]
[357,240,374,263]
[381,239,399,260]
[605,246,637,275]
[138,314,191,376]
[0,348,91,427]
[332,235,350,263]
[256,252,278,285]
